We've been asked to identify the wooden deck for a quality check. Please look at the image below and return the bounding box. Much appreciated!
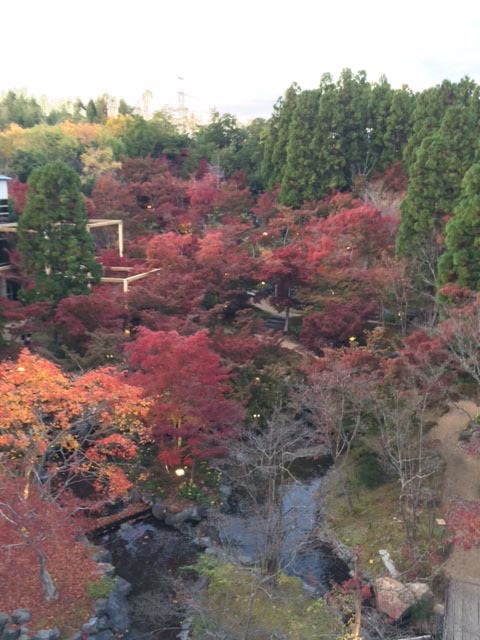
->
[444,580,480,640]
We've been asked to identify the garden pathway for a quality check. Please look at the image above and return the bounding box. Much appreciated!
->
[429,401,480,639]
[249,296,317,359]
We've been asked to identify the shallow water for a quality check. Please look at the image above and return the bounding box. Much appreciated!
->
[218,473,349,593]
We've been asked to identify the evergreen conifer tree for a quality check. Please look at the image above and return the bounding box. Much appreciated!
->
[397,105,477,291]
[18,161,102,302]
[311,74,345,195]
[381,86,414,167]
[262,84,300,190]
[438,163,480,290]
[280,89,320,206]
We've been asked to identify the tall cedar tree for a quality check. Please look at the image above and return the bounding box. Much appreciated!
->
[18,161,102,302]
[280,89,320,206]
[402,78,478,170]
[311,74,345,195]
[397,105,477,286]
[262,84,300,190]
[438,163,480,291]
[266,70,413,205]
[383,87,415,165]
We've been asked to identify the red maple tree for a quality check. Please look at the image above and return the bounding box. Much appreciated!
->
[126,329,243,468]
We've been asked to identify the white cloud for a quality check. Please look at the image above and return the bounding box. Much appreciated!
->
[3,0,480,120]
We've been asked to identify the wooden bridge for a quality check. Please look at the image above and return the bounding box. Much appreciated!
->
[85,502,151,535]
[444,580,480,640]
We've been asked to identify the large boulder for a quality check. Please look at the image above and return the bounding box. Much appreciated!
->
[105,590,129,632]
[81,619,98,636]
[93,549,112,564]
[2,626,20,640]
[93,600,108,617]
[164,506,207,528]
[11,612,30,626]
[408,581,434,605]
[0,616,10,633]
[375,577,416,620]
[374,577,433,620]
[114,577,132,597]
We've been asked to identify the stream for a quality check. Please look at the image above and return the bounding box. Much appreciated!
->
[99,459,350,639]
[99,519,196,640]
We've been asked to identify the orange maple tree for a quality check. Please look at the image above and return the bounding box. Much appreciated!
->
[0,349,150,502]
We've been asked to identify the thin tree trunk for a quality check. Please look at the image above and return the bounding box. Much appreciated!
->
[37,550,59,601]
[283,305,290,333]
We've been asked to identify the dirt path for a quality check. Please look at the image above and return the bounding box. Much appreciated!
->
[430,401,480,583]
[250,297,318,358]
[250,298,303,318]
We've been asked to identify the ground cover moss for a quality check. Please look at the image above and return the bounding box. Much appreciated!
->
[325,468,448,579]
[190,556,345,639]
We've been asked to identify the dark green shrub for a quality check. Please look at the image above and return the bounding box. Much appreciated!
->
[356,454,387,489]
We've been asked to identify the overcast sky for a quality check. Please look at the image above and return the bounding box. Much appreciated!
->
[3,0,480,122]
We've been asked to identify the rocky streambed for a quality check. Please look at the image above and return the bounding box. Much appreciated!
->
[96,459,351,639]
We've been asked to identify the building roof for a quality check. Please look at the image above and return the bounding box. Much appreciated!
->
[0,176,12,181]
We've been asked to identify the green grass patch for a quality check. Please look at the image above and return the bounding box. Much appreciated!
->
[189,556,345,639]
[86,574,117,599]
[325,468,447,579]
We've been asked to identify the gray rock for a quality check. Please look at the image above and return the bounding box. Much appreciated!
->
[96,631,113,640]
[96,617,110,632]
[127,487,142,503]
[178,616,194,640]
[0,617,10,633]
[97,563,115,577]
[165,505,207,527]
[114,577,132,597]
[68,634,81,640]
[237,554,255,566]
[192,536,211,549]
[11,612,30,626]
[378,549,399,578]
[2,626,20,640]
[301,581,317,595]
[219,484,232,498]
[151,502,169,521]
[407,581,434,605]
[93,549,112,564]
[122,631,143,640]
[204,547,218,556]
[105,591,129,631]
[81,618,98,635]
[93,599,108,617]
[19,634,30,640]
[32,630,59,640]
[140,491,154,505]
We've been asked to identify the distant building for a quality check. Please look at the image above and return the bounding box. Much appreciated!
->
[0,176,157,297]
[0,175,11,217]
